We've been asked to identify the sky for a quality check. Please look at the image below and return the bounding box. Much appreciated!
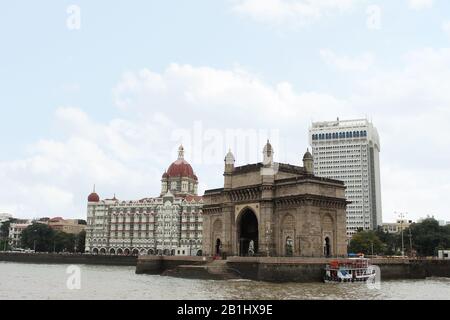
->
[1,0,450,223]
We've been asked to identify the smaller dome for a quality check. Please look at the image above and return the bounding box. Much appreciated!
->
[303,148,313,160]
[88,192,100,202]
[162,171,169,179]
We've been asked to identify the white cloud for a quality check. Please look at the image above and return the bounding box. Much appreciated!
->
[3,51,450,222]
[0,107,175,219]
[442,20,450,37]
[113,63,351,124]
[320,49,375,71]
[408,0,434,10]
[232,0,363,26]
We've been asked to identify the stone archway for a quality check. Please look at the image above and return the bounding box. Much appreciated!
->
[285,237,294,257]
[324,237,331,257]
[212,219,223,255]
[237,209,259,256]
[322,214,334,258]
[215,238,221,255]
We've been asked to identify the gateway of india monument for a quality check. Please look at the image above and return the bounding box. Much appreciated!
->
[202,141,348,258]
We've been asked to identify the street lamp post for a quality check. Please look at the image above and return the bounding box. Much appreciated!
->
[408,221,413,256]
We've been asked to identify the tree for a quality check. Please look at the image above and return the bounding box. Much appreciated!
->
[375,226,401,255]
[76,230,86,253]
[21,223,55,252]
[348,230,384,255]
[53,231,78,253]
[409,218,450,256]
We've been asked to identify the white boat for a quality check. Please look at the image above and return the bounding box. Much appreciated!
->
[324,258,377,283]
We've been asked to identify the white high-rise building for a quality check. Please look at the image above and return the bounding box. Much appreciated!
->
[309,118,382,238]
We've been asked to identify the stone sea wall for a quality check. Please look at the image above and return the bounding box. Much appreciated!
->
[227,257,450,282]
[0,252,137,266]
[135,256,213,274]
[2,253,450,283]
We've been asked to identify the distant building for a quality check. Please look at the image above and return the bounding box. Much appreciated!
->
[47,217,86,235]
[382,219,413,234]
[438,250,450,260]
[309,118,382,238]
[437,220,447,227]
[8,220,32,248]
[85,146,203,256]
[417,215,448,226]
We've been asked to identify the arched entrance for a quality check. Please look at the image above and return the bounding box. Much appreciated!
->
[324,237,331,257]
[285,237,293,257]
[215,239,221,255]
[238,209,259,256]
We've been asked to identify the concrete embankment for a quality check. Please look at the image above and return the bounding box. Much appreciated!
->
[0,252,137,266]
[3,252,449,283]
[135,256,214,275]
[227,257,450,282]
[136,256,450,283]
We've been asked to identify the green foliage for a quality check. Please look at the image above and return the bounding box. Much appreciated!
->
[21,223,55,252]
[348,230,384,255]
[0,239,11,251]
[20,223,87,253]
[53,231,76,253]
[408,218,450,256]
[349,218,450,257]
[76,230,86,253]
[375,227,401,255]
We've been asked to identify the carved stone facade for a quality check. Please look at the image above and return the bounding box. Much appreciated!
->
[203,142,348,257]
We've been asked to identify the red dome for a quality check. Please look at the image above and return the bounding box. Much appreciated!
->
[88,192,100,202]
[166,159,196,179]
[162,172,169,179]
